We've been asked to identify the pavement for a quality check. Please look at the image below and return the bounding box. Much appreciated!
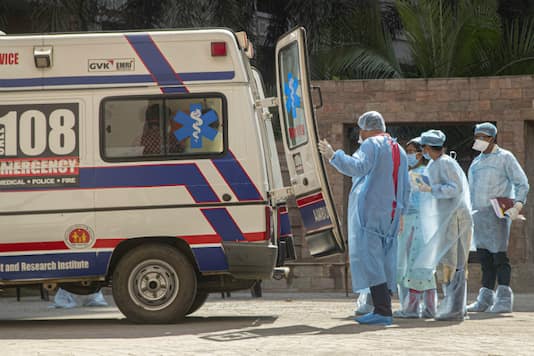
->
[0,291,533,355]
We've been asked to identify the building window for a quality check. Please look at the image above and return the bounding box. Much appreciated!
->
[101,95,226,161]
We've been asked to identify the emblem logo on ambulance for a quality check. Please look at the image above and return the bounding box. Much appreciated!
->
[65,225,95,249]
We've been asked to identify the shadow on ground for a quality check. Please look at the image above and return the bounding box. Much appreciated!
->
[0,315,277,340]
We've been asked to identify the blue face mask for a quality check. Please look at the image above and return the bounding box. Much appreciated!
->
[423,152,431,160]
[407,153,418,167]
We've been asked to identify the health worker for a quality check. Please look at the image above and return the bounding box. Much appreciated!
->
[394,137,437,319]
[414,129,473,321]
[467,122,529,313]
[318,111,411,326]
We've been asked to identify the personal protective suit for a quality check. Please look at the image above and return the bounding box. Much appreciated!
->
[396,163,437,319]
[467,122,528,313]
[469,149,528,253]
[414,130,473,321]
[319,111,410,325]
[323,111,411,325]
[330,135,410,293]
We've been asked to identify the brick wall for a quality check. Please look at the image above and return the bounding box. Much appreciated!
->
[264,75,534,293]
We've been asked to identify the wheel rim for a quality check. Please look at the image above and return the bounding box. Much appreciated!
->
[128,259,179,311]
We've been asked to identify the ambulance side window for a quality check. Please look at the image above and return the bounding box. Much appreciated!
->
[101,95,226,161]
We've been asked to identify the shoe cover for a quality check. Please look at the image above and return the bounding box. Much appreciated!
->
[466,287,495,312]
[394,286,420,318]
[82,291,108,307]
[421,289,437,318]
[434,270,467,321]
[488,285,513,313]
[355,312,392,325]
[354,290,374,315]
[51,288,79,308]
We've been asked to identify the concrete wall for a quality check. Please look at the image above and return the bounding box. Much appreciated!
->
[264,75,534,293]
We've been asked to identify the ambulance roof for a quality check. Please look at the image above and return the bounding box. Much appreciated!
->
[0,28,248,91]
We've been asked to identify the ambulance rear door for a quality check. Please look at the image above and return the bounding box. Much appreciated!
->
[274,27,345,257]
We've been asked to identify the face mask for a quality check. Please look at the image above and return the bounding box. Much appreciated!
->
[358,134,363,144]
[423,152,431,160]
[407,153,418,167]
[472,139,490,152]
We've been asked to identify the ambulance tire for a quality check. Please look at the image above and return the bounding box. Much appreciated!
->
[186,292,209,315]
[112,244,197,324]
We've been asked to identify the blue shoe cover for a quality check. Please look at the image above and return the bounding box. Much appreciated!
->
[51,288,78,308]
[355,312,392,325]
[354,290,374,315]
[83,291,108,307]
[354,312,374,323]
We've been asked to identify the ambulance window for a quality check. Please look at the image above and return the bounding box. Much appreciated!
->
[101,95,225,161]
[278,41,308,149]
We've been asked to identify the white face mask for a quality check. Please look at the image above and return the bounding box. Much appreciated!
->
[358,134,363,144]
[472,139,490,152]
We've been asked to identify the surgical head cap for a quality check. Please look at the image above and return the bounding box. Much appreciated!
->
[420,129,446,146]
[357,111,386,132]
[474,122,497,137]
[407,136,421,146]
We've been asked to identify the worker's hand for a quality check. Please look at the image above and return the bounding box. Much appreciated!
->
[505,202,523,220]
[417,183,432,193]
[318,139,335,161]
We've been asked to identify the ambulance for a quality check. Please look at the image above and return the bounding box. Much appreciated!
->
[0,27,344,323]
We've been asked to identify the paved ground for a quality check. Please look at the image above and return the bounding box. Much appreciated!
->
[1,291,533,355]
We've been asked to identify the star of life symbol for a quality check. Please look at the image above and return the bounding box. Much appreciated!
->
[284,72,301,119]
[174,103,218,148]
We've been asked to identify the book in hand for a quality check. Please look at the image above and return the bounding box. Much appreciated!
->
[489,197,526,220]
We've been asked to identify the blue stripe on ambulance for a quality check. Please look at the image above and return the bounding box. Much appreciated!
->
[201,208,245,241]
[81,163,221,203]
[125,34,188,93]
[299,200,333,232]
[212,152,263,201]
[0,71,235,88]
[0,252,111,280]
[191,246,229,271]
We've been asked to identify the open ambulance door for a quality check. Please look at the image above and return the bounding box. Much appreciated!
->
[275,27,345,257]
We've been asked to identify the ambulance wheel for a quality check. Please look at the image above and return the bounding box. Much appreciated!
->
[186,292,209,315]
[112,244,196,324]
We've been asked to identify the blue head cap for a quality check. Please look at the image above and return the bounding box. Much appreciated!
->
[357,111,386,132]
[420,129,446,147]
[407,136,421,146]
[474,122,497,137]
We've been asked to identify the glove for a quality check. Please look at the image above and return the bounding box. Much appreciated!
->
[505,202,523,220]
[318,139,335,160]
[417,183,432,193]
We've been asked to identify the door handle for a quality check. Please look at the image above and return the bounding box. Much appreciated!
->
[312,86,323,110]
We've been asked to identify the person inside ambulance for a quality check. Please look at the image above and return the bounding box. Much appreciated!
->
[141,103,184,155]
[318,111,411,326]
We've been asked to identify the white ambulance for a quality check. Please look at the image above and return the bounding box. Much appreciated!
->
[0,27,344,323]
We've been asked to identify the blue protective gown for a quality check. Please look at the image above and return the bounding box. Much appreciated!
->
[397,165,436,291]
[468,146,529,252]
[329,135,411,292]
[414,154,473,274]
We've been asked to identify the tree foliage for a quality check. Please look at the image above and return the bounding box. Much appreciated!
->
[3,0,534,80]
